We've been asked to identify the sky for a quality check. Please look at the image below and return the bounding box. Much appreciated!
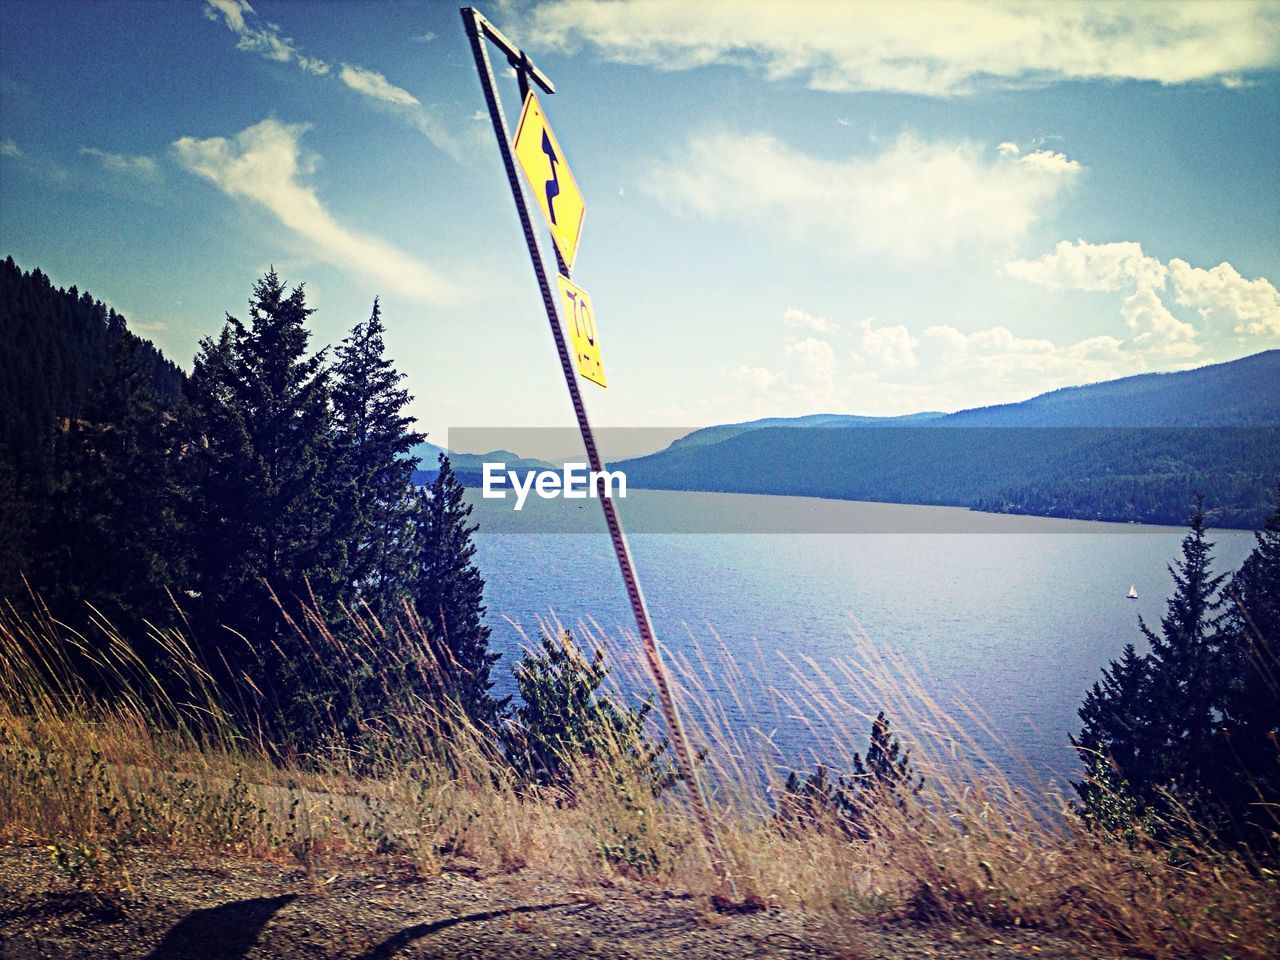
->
[2,0,1278,450]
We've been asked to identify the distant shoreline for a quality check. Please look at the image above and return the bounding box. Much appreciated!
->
[457,482,1262,535]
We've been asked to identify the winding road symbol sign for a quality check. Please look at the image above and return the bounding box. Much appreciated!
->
[513,90,586,271]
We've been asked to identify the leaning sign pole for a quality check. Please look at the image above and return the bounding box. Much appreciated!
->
[460,7,732,892]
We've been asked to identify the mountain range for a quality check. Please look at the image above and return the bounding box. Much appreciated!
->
[410,441,553,486]
[615,351,1280,528]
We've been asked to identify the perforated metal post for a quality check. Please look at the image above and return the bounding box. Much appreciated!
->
[461,6,733,894]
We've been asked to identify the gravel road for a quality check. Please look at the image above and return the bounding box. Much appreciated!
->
[0,844,1128,959]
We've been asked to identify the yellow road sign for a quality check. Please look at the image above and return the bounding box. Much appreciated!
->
[513,91,586,271]
[556,274,606,388]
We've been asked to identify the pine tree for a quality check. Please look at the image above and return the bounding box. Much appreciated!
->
[779,764,861,838]
[858,710,923,802]
[410,454,501,729]
[778,711,921,839]
[1073,497,1241,838]
[331,299,424,619]
[507,629,669,793]
[1141,495,1227,790]
[0,256,181,601]
[1213,484,1280,845]
[1072,644,1154,811]
[182,271,341,698]
[43,334,187,623]
[0,445,28,600]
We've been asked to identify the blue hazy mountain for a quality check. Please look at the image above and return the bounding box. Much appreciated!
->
[410,442,554,483]
[936,350,1280,428]
[667,412,946,451]
[616,351,1280,527]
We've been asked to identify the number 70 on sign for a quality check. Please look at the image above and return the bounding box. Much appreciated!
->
[556,275,606,388]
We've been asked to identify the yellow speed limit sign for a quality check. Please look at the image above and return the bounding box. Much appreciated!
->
[513,90,586,271]
[556,274,606,388]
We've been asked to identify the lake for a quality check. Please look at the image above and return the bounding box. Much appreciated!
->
[469,489,1257,785]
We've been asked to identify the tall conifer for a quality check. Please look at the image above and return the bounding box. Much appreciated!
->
[410,454,501,729]
[1213,486,1280,844]
[182,271,339,692]
[331,299,424,619]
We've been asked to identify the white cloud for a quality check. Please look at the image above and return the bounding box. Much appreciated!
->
[0,138,21,158]
[997,141,1020,157]
[1006,239,1168,292]
[724,337,840,413]
[799,315,1189,417]
[339,64,419,107]
[856,319,919,371]
[410,32,436,43]
[730,366,784,390]
[1017,149,1081,176]
[338,64,459,158]
[203,1,458,156]
[1169,258,1280,337]
[1007,239,1195,357]
[174,118,455,303]
[785,337,838,389]
[204,0,247,33]
[1007,239,1280,353]
[203,0,330,75]
[679,254,1280,421]
[80,146,160,180]
[670,312,1172,423]
[1119,286,1199,359]
[910,322,1150,400]
[527,0,1280,96]
[783,306,839,333]
[646,132,1081,260]
[654,238,1279,422]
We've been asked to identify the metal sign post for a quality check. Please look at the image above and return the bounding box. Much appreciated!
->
[461,6,733,893]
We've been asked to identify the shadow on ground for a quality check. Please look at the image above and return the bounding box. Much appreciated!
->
[140,893,586,960]
[144,894,296,960]
[349,901,588,960]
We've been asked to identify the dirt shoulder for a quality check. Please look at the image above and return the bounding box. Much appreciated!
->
[0,843,1124,960]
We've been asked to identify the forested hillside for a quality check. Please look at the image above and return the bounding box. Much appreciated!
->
[0,257,183,598]
[620,426,1278,527]
[940,351,1280,427]
[620,353,1280,527]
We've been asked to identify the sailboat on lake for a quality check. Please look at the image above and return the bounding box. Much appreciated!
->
[1127,584,1138,600]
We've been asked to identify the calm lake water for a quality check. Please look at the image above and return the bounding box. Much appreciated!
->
[469,489,1257,784]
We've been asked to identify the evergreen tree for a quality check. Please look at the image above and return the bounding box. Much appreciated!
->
[410,454,502,729]
[40,334,187,623]
[779,763,861,838]
[1072,497,1274,843]
[779,711,921,838]
[1141,496,1228,791]
[331,299,424,619]
[1072,644,1153,801]
[507,629,670,793]
[0,444,28,600]
[0,256,181,600]
[182,271,341,698]
[860,710,924,802]
[1213,485,1280,845]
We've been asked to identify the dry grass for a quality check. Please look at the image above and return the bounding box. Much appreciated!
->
[0,597,1275,959]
